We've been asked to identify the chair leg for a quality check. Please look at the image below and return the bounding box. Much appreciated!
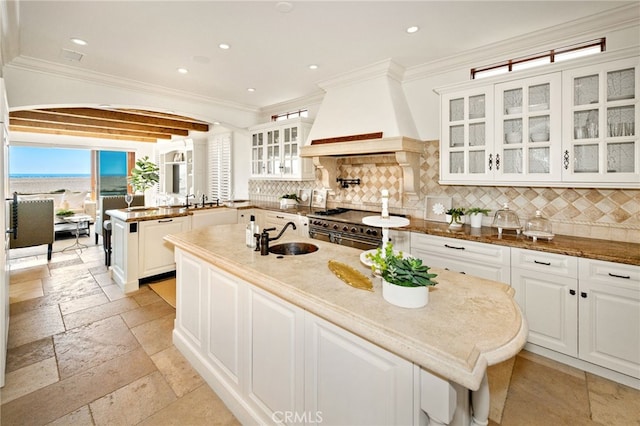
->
[47,243,52,261]
[95,232,99,245]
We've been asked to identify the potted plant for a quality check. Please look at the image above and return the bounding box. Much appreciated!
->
[445,207,465,228]
[127,156,159,195]
[366,243,438,308]
[280,193,300,209]
[466,207,491,228]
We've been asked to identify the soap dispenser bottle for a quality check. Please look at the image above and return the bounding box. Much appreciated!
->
[246,215,256,248]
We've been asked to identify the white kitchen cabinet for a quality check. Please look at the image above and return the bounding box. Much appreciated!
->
[175,248,206,351]
[250,118,314,180]
[138,216,190,278]
[246,286,305,424]
[190,207,238,229]
[410,233,511,285]
[578,258,640,379]
[172,248,431,425]
[304,313,414,426]
[562,57,639,186]
[494,73,562,182]
[440,73,562,184]
[438,54,640,188]
[440,86,494,182]
[511,248,579,356]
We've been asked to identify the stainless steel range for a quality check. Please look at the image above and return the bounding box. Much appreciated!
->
[307,208,383,250]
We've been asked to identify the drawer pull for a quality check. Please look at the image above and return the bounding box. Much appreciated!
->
[276,215,285,219]
[608,272,630,280]
[569,289,576,296]
[158,219,173,223]
[444,244,465,250]
[581,292,588,298]
[534,260,551,266]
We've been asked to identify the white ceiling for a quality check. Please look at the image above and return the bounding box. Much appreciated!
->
[12,1,634,110]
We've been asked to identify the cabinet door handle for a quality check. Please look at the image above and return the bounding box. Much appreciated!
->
[159,219,173,223]
[563,150,570,170]
[581,292,588,298]
[488,154,493,171]
[569,289,576,296]
[608,272,631,279]
[495,153,500,171]
[534,260,551,266]
[444,244,465,250]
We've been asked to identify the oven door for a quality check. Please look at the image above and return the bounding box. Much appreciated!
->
[309,228,379,251]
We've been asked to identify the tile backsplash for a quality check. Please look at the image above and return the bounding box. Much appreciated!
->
[249,141,639,243]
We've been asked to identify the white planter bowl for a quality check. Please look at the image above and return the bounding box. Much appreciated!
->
[469,212,484,228]
[382,279,429,308]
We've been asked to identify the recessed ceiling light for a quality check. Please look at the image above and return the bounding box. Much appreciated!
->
[70,37,87,46]
[177,68,189,74]
[276,2,294,13]
[406,26,419,34]
[219,43,230,50]
[309,64,318,70]
[247,88,256,92]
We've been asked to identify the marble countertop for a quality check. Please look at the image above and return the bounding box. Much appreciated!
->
[165,224,528,391]
[403,218,640,266]
[108,202,639,266]
[105,205,231,222]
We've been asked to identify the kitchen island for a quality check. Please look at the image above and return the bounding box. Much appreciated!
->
[165,224,527,425]
[106,205,238,292]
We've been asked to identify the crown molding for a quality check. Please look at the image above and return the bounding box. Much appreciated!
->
[404,4,640,82]
[317,58,406,90]
[5,56,260,114]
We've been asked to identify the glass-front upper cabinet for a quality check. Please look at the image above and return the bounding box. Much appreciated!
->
[249,118,314,180]
[251,132,264,175]
[440,86,494,182]
[562,57,639,185]
[494,73,562,182]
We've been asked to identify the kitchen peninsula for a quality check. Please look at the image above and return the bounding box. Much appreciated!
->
[106,206,238,292]
[165,224,527,426]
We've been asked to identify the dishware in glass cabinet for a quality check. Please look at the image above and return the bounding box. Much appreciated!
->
[574,74,599,105]
[504,88,523,115]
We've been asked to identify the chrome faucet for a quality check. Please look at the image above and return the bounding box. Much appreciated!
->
[258,221,297,255]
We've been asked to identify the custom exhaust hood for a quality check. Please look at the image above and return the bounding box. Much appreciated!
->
[300,60,428,195]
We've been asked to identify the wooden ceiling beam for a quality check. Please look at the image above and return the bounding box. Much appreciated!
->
[42,108,209,132]
[10,110,188,137]
[10,119,171,140]
[9,125,159,143]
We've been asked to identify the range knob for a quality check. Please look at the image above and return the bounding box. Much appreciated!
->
[351,227,357,233]
[322,223,328,228]
[366,229,372,235]
[333,224,338,230]
[342,226,349,232]
[371,230,378,236]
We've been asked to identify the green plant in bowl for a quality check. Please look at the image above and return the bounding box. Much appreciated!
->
[465,207,491,216]
[280,193,300,202]
[366,243,438,287]
[445,207,465,225]
[56,209,75,217]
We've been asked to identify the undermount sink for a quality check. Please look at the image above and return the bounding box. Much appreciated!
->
[269,242,319,256]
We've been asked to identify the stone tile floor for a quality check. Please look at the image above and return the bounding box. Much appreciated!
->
[1,235,639,425]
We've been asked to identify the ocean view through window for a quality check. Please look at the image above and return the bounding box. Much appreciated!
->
[9,147,130,196]
[9,146,92,194]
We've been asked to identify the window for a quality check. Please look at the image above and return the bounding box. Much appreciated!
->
[208,132,232,202]
[471,38,605,80]
[271,109,308,122]
[97,150,128,196]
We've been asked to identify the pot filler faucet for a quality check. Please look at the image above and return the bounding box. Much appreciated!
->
[256,221,297,255]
